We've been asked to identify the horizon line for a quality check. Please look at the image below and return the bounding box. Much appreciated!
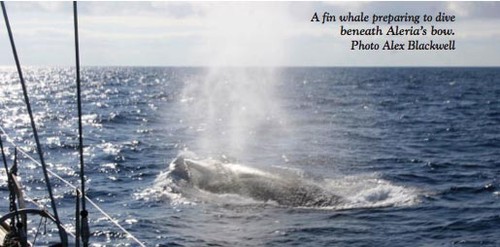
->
[1,65,499,69]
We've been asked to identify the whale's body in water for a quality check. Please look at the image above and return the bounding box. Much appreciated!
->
[161,156,342,207]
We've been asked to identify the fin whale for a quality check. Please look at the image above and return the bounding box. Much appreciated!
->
[165,156,342,207]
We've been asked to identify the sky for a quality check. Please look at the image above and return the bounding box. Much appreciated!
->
[0,1,499,67]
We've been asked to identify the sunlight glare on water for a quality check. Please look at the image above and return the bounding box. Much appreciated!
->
[0,67,499,246]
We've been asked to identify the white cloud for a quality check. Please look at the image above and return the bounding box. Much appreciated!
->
[1,1,499,66]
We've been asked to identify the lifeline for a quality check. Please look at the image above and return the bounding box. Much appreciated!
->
[408,40,456,50]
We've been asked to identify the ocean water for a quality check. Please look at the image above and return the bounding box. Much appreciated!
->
[0,67,499,246]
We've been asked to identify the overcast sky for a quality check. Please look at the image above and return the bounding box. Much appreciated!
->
[1,1,499,67]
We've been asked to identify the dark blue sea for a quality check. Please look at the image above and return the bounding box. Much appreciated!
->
[0,67,499,246]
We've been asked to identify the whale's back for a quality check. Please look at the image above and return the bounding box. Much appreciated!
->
[166,156,342,207]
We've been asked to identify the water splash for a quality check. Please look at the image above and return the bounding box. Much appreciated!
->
[174,3,292,161]
[140,155,419,209]
[180,68,288,161]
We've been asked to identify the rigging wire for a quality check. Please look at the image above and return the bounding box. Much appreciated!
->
[3,135,76,241]
[73,2,90,246]
[22,196,76,240]
[32,213,45,246]
[1,2,62,239]
[73,0,86,212]
[0,134,20,229]
[1,2,146,246]
[0,126,146,247]
[0,133,9,181]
